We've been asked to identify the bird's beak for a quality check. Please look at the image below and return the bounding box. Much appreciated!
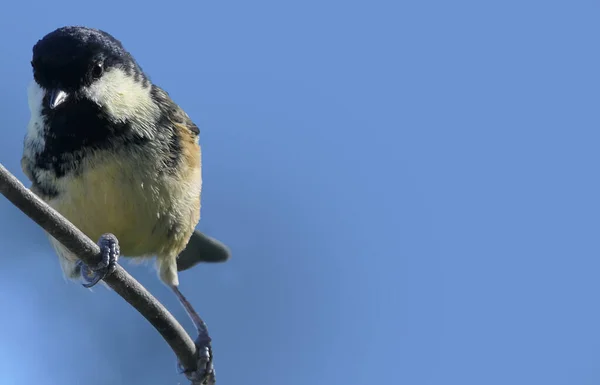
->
[48,89,69,109]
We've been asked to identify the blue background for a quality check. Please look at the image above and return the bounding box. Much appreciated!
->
[0,1,599,384]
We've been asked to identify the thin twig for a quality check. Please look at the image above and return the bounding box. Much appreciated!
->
[0,163,200,373]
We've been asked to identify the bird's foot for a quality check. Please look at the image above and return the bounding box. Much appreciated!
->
[172,286,216,385]
[177,334,215,385]
[77,233,120,288]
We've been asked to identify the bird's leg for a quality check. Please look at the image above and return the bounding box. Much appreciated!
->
[171,285,215,385]
[76,233,120,288]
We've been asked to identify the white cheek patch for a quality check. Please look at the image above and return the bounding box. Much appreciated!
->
[83,68,160,137]
[24,80,47,155]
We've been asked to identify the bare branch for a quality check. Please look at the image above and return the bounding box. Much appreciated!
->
[0,163,201,375]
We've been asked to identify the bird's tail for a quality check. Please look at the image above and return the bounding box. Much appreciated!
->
[176,229,231,272]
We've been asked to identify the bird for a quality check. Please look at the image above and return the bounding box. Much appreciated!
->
[21,26,230,368]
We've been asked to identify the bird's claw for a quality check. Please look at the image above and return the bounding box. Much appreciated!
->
[177,334,215,385]
[172,285,215,384]
[77,233,120,288]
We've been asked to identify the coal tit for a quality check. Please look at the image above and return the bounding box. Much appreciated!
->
[21,26,230,289]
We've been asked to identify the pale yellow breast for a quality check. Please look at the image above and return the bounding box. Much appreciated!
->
[47,155,185,257]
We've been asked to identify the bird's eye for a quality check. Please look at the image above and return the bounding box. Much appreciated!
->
[91,62,104,79]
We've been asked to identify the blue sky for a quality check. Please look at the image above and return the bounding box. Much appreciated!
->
[0,1,599,384]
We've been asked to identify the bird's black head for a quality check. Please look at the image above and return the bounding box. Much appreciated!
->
[25,26,161,179]
[32,26,143,93]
